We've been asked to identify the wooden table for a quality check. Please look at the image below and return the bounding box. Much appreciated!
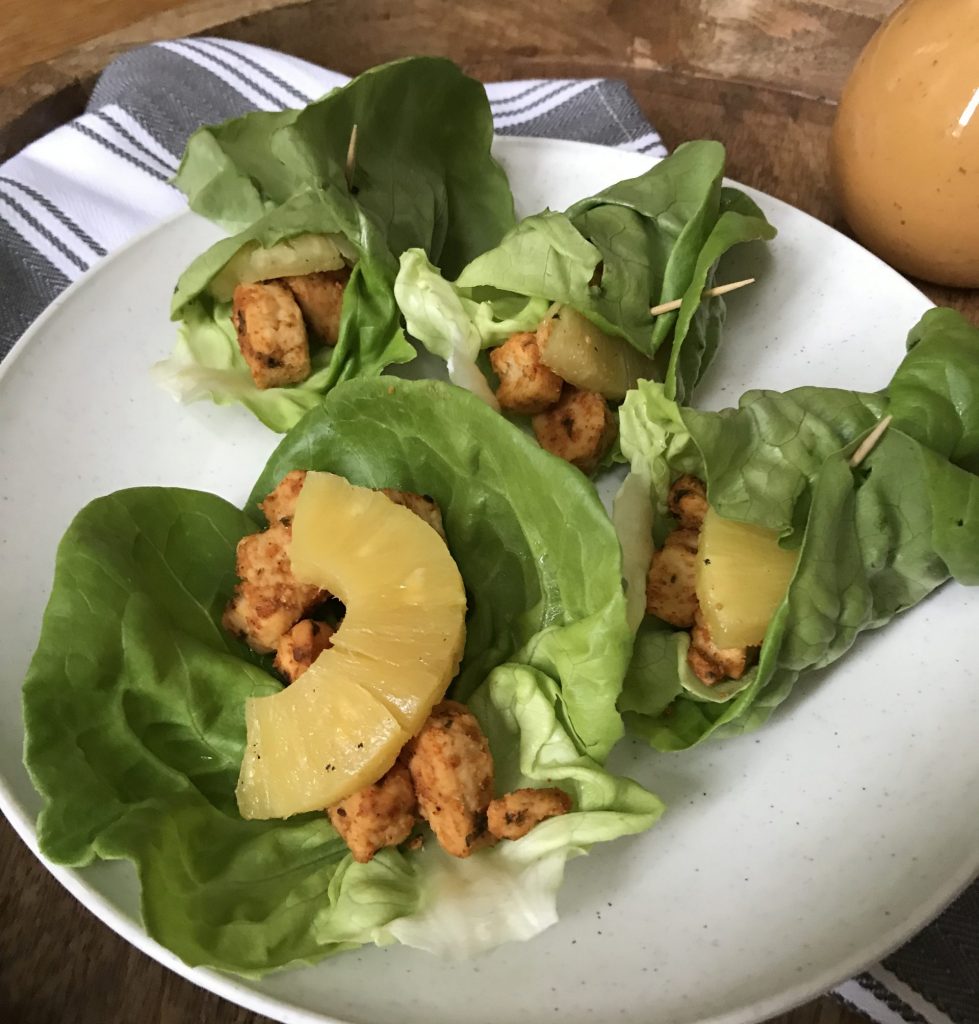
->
[0,2,976,1023]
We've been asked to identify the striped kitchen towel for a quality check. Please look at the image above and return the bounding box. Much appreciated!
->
[0,35,975,1024]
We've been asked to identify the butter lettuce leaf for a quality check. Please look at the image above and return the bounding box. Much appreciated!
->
[396,140,775,405]
[23,378,660,975]
[618,307,979,749]
[174,56,514,277]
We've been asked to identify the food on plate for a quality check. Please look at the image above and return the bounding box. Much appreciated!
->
[155,57,515,431]
[395,140,776,472]
[23,378,662,974]
[233,470,467,819]
[617,307,979,750]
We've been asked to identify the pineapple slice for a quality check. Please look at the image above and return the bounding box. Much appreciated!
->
[210,233,352,302]
[236,472,467,820]
[537,306,655,399]
[695,507,799,649]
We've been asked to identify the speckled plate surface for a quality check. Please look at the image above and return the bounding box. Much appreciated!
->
[0,138,976,1024]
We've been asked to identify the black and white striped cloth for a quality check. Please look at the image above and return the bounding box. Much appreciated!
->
[0,36,974,1024]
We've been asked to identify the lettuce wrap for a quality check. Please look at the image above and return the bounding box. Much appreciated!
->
[156,57,515,432]
[618,307,979,750]
[22,378,661,975]
[395,140,776,411]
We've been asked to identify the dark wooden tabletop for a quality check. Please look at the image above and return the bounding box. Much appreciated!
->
[0,2,976,1023]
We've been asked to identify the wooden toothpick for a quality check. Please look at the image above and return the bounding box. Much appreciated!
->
[849,415,893,468]
[345,123,359,190]
[649,277,756,316]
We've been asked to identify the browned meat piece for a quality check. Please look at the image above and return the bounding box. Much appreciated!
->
[531,386,617,474]
[406,700,496,858]
[327,763,417,864]
[489,330,563,415]
[273,619,335,682]
[378,488,447,541]
[259,468,308,526]
[646,528,700,628]
[668,475,708,531]
[232,281,310,389]
[487,787,572,841]
[686,609,753,686]
[283,269,350,346]
[222,523,325,653]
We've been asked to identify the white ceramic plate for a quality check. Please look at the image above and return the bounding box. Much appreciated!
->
[1,138,976,1024]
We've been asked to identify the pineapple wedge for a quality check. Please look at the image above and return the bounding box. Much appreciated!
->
[236,472,467,820]
[537,306,655,400]
[695,507,799,649]
[210,233,352,302]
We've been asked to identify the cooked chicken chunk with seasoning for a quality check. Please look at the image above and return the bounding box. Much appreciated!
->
[379,488,447,541]
[223,524,325,653]
[406,700,496,858]
[489,330,563,414]
[686,609,753,686]
[260,468,307,526]
[487,787,572,841]
[532,386,616,474]
[667,474,709,531]
[646,527,700,628]
[283,269,350,346]
[273,619,335,683]
[327,763,417,864]
[232,281,310,389]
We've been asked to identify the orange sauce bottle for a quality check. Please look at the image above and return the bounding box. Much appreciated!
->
[831,0,979,287]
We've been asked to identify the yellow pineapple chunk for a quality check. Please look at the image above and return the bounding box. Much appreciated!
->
[210,233,350,302]
[236,472,467,819]
[537,306,655,399]
[695,507,799,649]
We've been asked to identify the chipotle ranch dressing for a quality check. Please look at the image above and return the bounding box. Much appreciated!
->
[831,0,979,287]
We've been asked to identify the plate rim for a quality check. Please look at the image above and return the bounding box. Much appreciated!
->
[0,134,972,1024]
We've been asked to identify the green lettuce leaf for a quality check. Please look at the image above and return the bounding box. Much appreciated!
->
[174,57,514,277]
[618,307,979,750]
[396,140,776,405]
[155,189,416,433]
[23,377,660,975]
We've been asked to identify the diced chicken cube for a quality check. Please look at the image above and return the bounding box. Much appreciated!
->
[668,475,708,531]
[222,523,325,653]
[283,269,350,346]
[686,609,753,686]
[260,469,308,527]
[379,488,447,541]
[646,528,700,628]
[489,330,563,415]
[487,787,572,841]
[532,386,617,474]
[273,619,335,683]
[232,281,310,389]
[406,700,496,858]
[327,763,417,864]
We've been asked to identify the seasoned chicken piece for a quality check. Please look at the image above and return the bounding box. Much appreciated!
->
[489,330,563,414]
[327,763,417,864]
[646,527,700,628]
[283,269,350,346]
[406,700,496,858]
[273,619,335,682]
[260,469,308,526]
[686,609,753,686]
[532,386,617,474]
[223,524,325,653]
[232,281,310,389]
[668,475,708,531]
[487,787,572,841]
[378,488,447,541]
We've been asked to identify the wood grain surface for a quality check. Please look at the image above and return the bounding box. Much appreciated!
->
[0,1,975,1023]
